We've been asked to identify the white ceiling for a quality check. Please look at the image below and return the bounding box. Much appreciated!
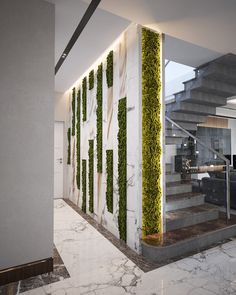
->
[50,0,236,92]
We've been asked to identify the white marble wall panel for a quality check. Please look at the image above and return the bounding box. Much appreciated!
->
[66,24,143,253]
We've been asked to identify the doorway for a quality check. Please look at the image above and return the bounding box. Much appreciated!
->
[54,121,64,199]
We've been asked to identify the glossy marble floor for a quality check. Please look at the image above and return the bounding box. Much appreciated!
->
[21,199,236,295]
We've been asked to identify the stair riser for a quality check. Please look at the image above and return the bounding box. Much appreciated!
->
[166,210,219,231]
[165,130,186,137]
[166,184,192,196]
[166,121,197,131]
[167,102,216,116]
[168,111,207,123]
[166,137,183,145]
[166,163,172,173]
[166,174,181,183]
[166,195,205,211]
[185,78,236,97]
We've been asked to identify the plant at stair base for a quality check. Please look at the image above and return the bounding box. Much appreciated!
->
[82,159,87,212]
[142,28,162,237]
[88,140,94,213]
[118,97,127,242]
[67,128,71,165]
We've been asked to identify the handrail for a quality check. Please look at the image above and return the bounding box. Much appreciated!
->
[166,115,231,220]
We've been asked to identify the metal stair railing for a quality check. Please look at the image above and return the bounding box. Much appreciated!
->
[166,115,231,221]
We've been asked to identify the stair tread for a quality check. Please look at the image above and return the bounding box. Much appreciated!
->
[166,181,191,188]
[166,192,205,203]
[166,204,218,222]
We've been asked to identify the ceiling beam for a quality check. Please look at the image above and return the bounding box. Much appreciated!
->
[55,0,101,75]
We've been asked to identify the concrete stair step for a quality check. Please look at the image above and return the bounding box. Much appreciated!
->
[165,129,186,138]
[166,111,207,123]
[175,90,227,107]
[166,181,192,196]
[166,163,172,173]
[165,120,198,131]
[196,62,236,85]
[166,204,219,231]
[184,77,236,97]
[166,192,205,211]
[167,101,216,116]
[166,172,181,183]
[166,137,183,145]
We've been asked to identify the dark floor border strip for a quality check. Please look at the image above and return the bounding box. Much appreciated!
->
[63,198,159,272]
[0,258,53,286]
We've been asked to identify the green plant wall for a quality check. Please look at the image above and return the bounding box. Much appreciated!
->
[89,70,94,90]
[142,28,162,237]
[67,127,71,165]
[88,140,94,213]
[96,63,103,173]
[82,77,87,121]
[72,87,76,136]
[106,51,113,88]
[82,159,87,213]
[106,150,113,213]
[76,89,81,189]
[118,97,127,242]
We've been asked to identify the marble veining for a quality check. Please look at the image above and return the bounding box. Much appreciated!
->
[11,199,236,295]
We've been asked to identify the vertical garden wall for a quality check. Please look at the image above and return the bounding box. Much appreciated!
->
[142,28,162,236]
[66,24,162,253]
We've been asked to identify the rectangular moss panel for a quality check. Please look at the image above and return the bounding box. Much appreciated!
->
[82,159,87,213]
[88,140,94,213]
[118,97,127,242]
[142,28,162,236]
[72,87,76,136]
[82,77,87,121]
[96,63,103,173]
[76,89,81,189]
[106,50,113,88]
[89,70,94,90]
[67,127,71,165]
[106,150,113,213]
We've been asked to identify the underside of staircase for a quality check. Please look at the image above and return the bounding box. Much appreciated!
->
[142,53,236,262]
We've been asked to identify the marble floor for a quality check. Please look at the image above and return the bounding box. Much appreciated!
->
[18,199,236,294]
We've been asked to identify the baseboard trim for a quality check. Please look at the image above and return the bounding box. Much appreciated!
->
[0,257,53,286]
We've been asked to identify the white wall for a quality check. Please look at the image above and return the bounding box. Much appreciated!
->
[0,0,54,270]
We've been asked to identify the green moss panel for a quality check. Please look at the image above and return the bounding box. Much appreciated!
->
[67,127,71,165]
[89,70,94,90]
[142,28,162,236]
[118,97,127,242]
[106,51,113,88]
[82,159,87,213]
[88,140,94,213]
[106,150,113,213]
[76,89,81,189]
[96,63,103,173]
[72,87,76,136]
[82,77,87,121]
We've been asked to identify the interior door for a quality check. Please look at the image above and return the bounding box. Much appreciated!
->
[54,121,64,199]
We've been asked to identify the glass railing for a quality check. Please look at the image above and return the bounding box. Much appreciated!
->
[165,116,231,222]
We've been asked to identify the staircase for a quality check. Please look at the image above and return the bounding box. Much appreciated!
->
[165,54,236,233]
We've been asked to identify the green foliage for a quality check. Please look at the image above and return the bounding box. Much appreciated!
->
[96,63,103,173]
[88,140,94,213]
[82,159,87,213]
[82,77,87,121]
[142,28,162,236]
[89,70,94,90]
[67,128,71,165]
[76,89,81,189]
[106,51,113,88]
[118,98,127,242]
[72,88,76,136]
[106,150,113,213]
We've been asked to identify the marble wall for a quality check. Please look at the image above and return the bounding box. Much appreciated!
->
[65,24,143,253]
